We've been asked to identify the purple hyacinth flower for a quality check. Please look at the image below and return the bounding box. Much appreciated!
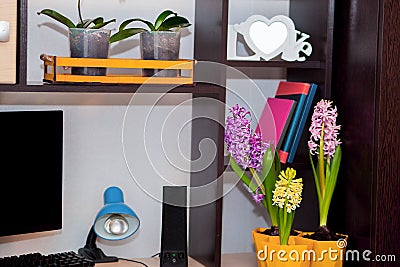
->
[224,104,269,170]
[252,188,265,203]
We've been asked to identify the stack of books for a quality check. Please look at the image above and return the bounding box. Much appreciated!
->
[256,81,318,164]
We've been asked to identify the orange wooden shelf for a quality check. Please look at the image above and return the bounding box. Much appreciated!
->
[41,55,195,85]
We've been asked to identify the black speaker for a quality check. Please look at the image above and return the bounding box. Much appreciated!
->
[160,186,188,267]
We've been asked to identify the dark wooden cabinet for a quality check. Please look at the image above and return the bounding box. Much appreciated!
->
[330,0,400,266]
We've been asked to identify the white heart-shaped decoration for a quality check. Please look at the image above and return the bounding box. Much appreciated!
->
[249,21,288,55]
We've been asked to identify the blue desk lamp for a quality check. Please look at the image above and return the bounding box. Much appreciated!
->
[78,186,140,263]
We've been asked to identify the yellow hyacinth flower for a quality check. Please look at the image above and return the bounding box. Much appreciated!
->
[272,167,303,213]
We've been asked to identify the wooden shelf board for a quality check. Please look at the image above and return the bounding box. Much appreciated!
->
[223,60,324,69]
[0,83,226,95]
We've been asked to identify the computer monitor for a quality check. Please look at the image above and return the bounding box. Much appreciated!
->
[0,110,63,237]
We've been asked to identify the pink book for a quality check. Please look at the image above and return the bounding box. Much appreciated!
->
[256,97,297,150]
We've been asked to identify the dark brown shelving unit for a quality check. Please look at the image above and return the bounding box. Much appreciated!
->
[219,0,336,240]
[222,60,324,69]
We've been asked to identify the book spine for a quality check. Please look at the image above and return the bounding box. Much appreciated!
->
[286,83,318,163]
[279,93,307,163]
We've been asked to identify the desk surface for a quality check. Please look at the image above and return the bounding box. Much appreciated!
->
[97,253,257,266]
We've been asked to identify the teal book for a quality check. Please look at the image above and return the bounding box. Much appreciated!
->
[287,83,318,163]
[275,81,310,163]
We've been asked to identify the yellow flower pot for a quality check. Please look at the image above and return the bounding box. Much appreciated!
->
[252,228,271,267]
[300,232,348,267]
[252,228,311,267]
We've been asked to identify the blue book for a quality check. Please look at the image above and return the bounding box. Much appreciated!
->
[286,83,318,163]
[275,81,310,163]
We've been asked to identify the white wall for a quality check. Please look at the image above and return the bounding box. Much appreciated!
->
[0,93,192,258]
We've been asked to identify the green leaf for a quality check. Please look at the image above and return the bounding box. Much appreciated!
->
[330,145,342,182]
[109,28,146,43]
[260,147,274,180]
[37,9,76,28]
[157,16,191,31]
[261,147,279,226]
[309,152,322,206]
[119,18,155,31]
[82,19,95,28]
[92,17,104,25]
[90,18,116,29]
[228,155,258,192]
[76,19,90,28]
[154,10,176,30]
[320,145,342,226]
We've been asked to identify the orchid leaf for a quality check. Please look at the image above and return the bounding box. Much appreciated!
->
[76,19,91,28]
[109,28,146,43]
[37,9,76,28]
[91,19,116,29]
[119,18,155,31]
[82,19,95,28]
[154,10,176,30]
[92,17,104,25]
[112,10,190,42]
[157,16,191,31]
[37,3,115,30]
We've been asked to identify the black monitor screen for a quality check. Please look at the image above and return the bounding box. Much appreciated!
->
[0,110,63,237]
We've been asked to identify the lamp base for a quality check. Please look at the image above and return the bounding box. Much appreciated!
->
[78,247,119,263]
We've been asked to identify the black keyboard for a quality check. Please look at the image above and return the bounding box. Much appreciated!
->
[0,251,95,267]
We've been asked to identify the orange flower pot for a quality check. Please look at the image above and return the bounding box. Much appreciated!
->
[252,228,271,267]
[252,228,311,267]
[300,232,348,267]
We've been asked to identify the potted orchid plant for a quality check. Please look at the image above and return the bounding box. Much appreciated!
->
[37,0,116,76]
[110,10,191,77]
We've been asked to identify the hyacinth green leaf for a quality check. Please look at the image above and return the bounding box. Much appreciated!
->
[260,147,274,181]
[278,208,284,244]
[309,152,322,205]
[320,145,342,226]
[37,9,76,28]
[279,207,295,245]
[261,147,279,226]
[109,28,146,43]
[329,145,342,184]
[154,10,176,30]
[119,18,155,31]
[228,155,258,192]
[157,16,191,31]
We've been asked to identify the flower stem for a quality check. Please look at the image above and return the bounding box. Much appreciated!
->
[78,0,84,25]
[250,168,265,195]
[318,123,326,198]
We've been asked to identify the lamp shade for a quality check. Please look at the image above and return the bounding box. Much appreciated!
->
[93,186,140,241]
